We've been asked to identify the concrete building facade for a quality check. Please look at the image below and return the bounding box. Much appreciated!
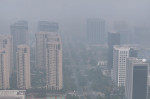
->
[112,45,130,87]
[16,45,31,89]
[0,35,13,89]
[0,49,10,89]
[36,32,63,90]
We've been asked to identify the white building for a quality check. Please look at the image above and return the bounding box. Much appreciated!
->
[112,45,130,87]
[0,90,25,99]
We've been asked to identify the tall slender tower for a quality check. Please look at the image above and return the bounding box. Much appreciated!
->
[108,32,120,69]
[0,35,13,89]
[0,35,13,74]
[10,20,28,69]
[125,58,148,99]
[0,49,10,89]
[112,45,130,87]
[16,45,31,89]
[36,32,63,90]
[46,35,62,90]
[36,21,62,90]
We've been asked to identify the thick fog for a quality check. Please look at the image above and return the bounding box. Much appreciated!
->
[0,0,150,34]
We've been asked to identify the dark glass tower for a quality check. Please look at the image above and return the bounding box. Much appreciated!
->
[126,58,148,99]
[10,20,28,69]
[108,32,120,69]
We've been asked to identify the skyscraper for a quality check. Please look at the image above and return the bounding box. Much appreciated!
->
[125,58,148,99]
[16,45,31,89]
[87,18,105,45]
[0,35,13,74]
[45,34,62,90]
[0,35,13,89]
[10,20,28,69]
[38,21,59,32]
[36,32,63,90]
[0,49,10,89]
[108,32,120,69]
[112,45,130,87]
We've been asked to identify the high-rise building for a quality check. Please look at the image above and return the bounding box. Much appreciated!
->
[0,35,13,74]
[10,20,28,69]
[46,37,62,90]
[38,21,59,32]
[112,45,130,87]
[0,35,13,89]
[36,32,63,90]
[108,32,120,69]
[87,18,105,45]
[125,58,148,99]
[0,49,10,89]
[16,45,31,89]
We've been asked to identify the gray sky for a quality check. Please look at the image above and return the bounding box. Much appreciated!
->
[0,0,150,33]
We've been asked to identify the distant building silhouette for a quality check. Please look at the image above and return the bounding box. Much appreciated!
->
[108,32,120,69]
[125,58,148,99]
[87,18,105,45]
[38,21,59,32]
[134,27,150,48]
[10,20,28,70]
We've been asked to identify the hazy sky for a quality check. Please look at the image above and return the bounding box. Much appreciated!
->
[0,0,150,33]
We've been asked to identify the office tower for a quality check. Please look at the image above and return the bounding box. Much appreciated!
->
[16,45,31,89]
[87,18,105,45]
[125,58,148,99]
[38,21,59,32]
[10,20,28,69]
[112,45,130,87]
[0,90,25,99]
[108,32,120,69]
[36,32,63,90]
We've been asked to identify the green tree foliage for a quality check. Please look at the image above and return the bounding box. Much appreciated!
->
[66,94,79,99]
[63,67,77,91]
[87,68,112,94]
